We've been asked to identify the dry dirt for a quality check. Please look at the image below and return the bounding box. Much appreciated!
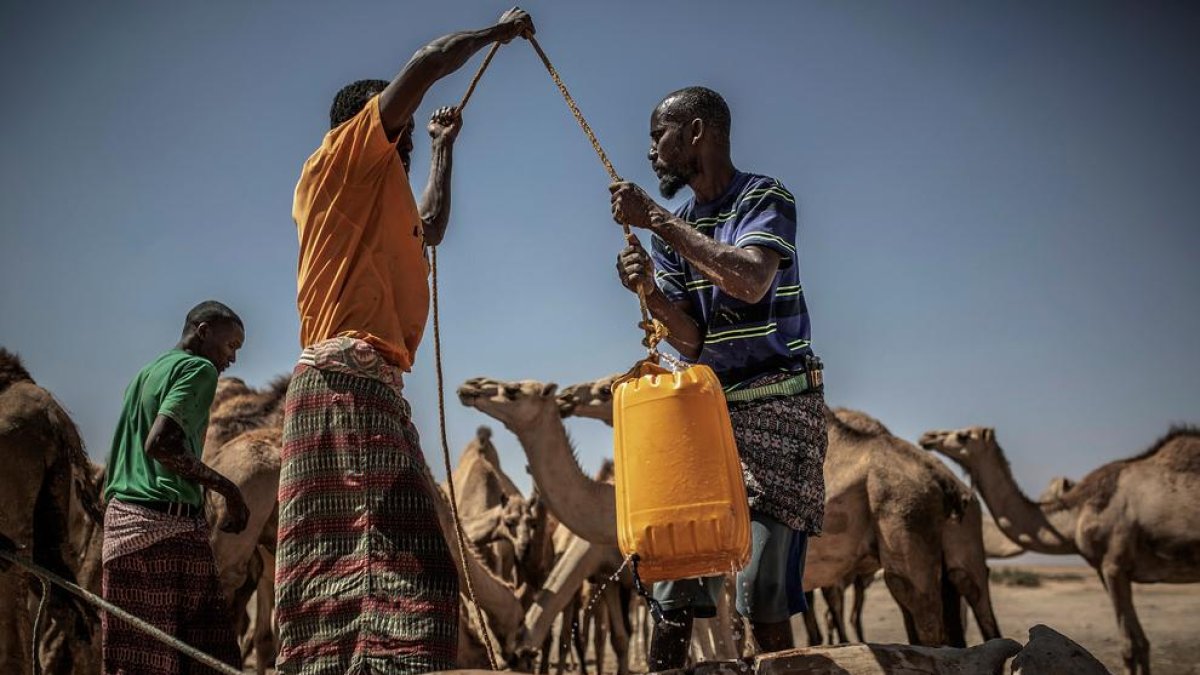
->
[813,565,1200,675]
[246,566,1200,674]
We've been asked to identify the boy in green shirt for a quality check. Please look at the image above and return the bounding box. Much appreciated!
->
[101,300,249,674]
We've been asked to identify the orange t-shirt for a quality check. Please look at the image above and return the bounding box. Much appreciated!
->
[293,95,429,370]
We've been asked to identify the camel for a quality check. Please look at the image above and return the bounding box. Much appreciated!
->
[451,426,537,585]
[37,462,105,675]
[0,348,103,673]
[919,425,1200,674]
[556,377,1002,648]
[203,374,289,456]
[459,377,969,648]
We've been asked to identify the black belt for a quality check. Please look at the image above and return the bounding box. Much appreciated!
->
[132,500,201,518]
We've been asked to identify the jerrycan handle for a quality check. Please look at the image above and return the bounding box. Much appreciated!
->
[613,355,671,389]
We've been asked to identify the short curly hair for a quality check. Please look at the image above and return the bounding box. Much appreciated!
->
[330,79,390,129]
[658,86,731,139]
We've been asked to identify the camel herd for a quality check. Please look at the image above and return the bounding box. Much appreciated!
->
[1,346,1197,675]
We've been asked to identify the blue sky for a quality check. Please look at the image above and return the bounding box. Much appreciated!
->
[2,2,1197,564]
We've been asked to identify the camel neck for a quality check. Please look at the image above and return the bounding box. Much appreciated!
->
[513,407,618,548]
[971,443,1077,555]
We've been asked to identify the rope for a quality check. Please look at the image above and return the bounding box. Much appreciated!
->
[0,549,242,675]
[31,576,47,675]
[526,35,668,357]
[430,31,679,671]
[428,41,504,671]
[431,249,500,671]
[458,42,501,111]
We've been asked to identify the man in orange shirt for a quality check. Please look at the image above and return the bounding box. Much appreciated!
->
[277,8,534,673]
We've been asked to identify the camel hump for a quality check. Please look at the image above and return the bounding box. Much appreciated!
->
[1059,425,1200,511]
[832,407,891,436]
[0,347,34,392]
[45,399,106,524]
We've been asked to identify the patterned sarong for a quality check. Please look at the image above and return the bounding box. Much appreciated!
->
[275,339,458,674]
[101,500,240,674]
[728,375,827,534]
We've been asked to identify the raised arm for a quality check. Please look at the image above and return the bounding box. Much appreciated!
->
[419,106,462,246]
[377,7,534,139]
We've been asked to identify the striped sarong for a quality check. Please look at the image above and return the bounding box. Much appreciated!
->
[101,502,240,674]
[275,352,458,674]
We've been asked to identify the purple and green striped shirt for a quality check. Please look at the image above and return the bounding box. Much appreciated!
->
[651,171,813,391]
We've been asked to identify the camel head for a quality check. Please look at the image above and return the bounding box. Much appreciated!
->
[919,426,998,471]
[1038,476,1075,503]
[458,377,559,431]
[498,493,537,561]
[556,373,619,426]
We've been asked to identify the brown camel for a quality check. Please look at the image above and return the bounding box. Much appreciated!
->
[37,462,105,675]
[459,376,968,647]
[557,378,1001,648]
[203,375,289,455]
[451,426,537,585]
[919,425,1200,675]
[0,348,103,673]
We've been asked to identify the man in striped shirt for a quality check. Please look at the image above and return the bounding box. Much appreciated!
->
[611,86,827,666]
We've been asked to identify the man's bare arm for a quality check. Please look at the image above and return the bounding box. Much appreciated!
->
[144,416,248,532]
[651,214,781,304]
[419,107,461,246]
[610,181,781,304]
[378,8,533,140]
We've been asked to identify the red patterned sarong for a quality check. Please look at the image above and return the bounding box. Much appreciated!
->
[275,340,458,674]
[100,500,240,674]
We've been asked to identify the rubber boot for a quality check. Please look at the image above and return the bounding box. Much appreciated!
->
[647,608,694,672]
[751,618,795,654]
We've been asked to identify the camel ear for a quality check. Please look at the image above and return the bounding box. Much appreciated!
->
[541,383,558,398]
[982,428,995,443]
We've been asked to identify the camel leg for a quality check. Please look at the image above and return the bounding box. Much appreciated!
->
[940,562,966,648]
[821,584,849,644]
[253,548,276,675]
[573,601,588,675]
[1102,562,1150,675]
[851,574,869,642]
[801,591,822,645]
[553,598,574,675]
[0,562,32,675]
[944,509,1002,641]
[591,587,608,675]
[538,632,552,674]
[877,517,946,646]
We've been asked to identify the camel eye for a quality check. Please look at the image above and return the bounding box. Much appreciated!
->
[503,384,521,398]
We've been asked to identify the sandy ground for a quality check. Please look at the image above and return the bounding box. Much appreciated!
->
[245,566,1200,674]
[803,565,1200,675]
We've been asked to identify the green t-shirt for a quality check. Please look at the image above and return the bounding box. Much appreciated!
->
[104,349,218,507]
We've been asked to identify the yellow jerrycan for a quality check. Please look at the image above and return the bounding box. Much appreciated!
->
[613,361,751,583]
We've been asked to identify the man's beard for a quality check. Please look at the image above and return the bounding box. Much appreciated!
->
[658,165,695,199]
